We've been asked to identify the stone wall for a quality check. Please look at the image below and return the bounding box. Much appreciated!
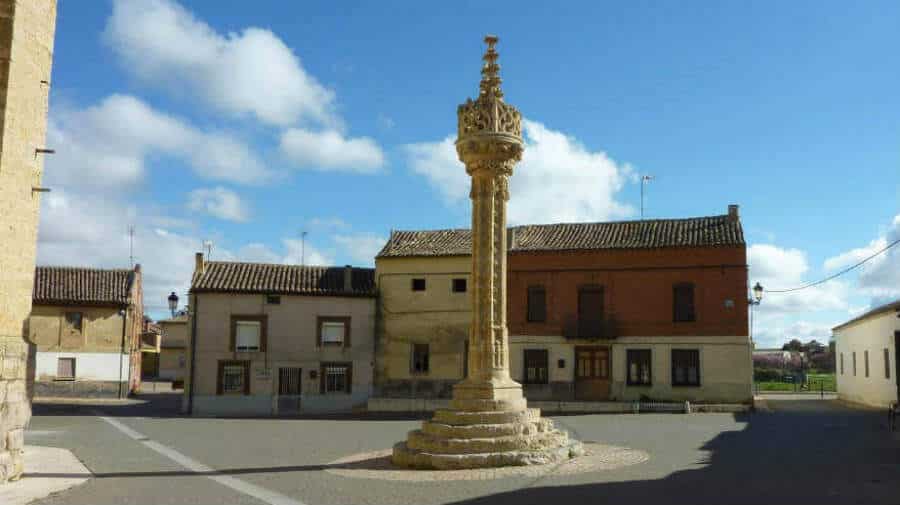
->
[0,0,57,483]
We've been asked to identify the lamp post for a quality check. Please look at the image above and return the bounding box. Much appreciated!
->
[748,282,763,344]
[167,291,179,318]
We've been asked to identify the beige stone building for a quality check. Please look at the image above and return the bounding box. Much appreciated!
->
[30,266,145,398]
[185,254,376,416]
[158,314,188,385]
[833,299,899,408]
[374,213,753,406]
[0,0,57,483]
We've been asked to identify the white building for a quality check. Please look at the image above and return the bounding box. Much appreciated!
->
[833,300,900,408]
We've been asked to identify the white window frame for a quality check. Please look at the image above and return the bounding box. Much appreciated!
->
[235,321,261,352]
[320,321,346,346]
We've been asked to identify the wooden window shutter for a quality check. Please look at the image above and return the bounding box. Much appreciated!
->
[527,286,546,322]
[673,283,695,322]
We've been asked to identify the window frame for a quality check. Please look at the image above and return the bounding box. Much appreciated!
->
[64,311,83,332]
[671,349,701,387]
[522,349,549,385]
[410,343,430,375]
[452,278,467,293]
[411,278,426,291]
[673,283,696,323]
[217,360,250,395]
[626,349,652,386]
[527,285,547,323]
[317,316,351,347]
[320,362,352,394]
[230,315,267,352]
[56,357,76,381]
[885,348,891,380]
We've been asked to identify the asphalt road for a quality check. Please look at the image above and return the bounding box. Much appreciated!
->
[25,394,900,505]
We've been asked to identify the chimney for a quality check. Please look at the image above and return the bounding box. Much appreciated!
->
[728,204,739,222]
[343,265,353,292]
[133,263,141,273]
[195,252,205,275]
[508,227,517,250]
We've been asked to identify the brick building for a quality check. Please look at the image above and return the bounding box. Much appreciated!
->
[0,0,57,482]
[373,206,752,405]
[29,266,145,398]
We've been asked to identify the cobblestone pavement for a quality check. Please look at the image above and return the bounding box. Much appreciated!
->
[23,394,900,505]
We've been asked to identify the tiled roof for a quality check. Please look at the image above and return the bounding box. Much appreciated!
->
[33,266,135,306]
[377,215,745,258]
[191,262,376,297]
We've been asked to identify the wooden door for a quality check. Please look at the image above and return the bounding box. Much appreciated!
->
[575,345,610,400]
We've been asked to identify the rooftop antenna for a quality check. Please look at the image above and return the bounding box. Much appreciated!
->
[300,231,308,266]
[202,240,213,260]
[128,225,135,268]
[640,175,654,220]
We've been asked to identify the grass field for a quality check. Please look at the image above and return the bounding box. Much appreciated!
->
[755,373,836,392]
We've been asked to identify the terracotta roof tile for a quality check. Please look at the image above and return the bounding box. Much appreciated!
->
[33,266,135,306]
[377,215,744,258]
[191,262,376,297]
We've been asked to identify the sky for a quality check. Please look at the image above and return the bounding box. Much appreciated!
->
[41,0,900,346]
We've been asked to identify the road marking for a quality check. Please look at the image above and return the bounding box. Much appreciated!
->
[96,414,305,505]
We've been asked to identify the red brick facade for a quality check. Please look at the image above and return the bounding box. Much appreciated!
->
[508,246,748,338]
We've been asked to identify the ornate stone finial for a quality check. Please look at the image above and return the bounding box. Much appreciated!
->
[479,35,503,100]
[456,35,523,165]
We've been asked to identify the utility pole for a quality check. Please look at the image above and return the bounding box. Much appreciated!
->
[640,175,654,219]
[300,231,308,266]
[128,225,135,268]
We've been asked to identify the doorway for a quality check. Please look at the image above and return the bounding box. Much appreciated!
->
[574,345,610,400]
[277,367,302,415]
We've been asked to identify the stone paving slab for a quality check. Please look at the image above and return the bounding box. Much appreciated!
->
[0,445,90,505]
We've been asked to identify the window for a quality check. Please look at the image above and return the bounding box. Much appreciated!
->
[523,349,549,384]
[230,315,266,352]
[672,349,700,386]
[840,353,844,375]
[452,278,467,293]
[56,357,75,380]
[412,278,426,291]
[627,349,652,386]
[864,350,869,378]
[527,286,546,323]
[318,317,350,347]
[235,321,261,351]
[217,360,249,395]
[673,283,695,322]
[65,312,83,332]
[411,343,430,374]
[321,363,351,394]
[266,295,281,305]
[577,285,604,337]
[852,352,857,376]
[278,367,302,395]
[885,348,891,380]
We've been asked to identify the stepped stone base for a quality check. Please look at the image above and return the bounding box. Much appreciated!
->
[392,404,584,470]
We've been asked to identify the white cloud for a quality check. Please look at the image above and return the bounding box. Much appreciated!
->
[281,238,332,266]
[332,233,387,266]
[752,316,835,348]
[405,119,634,224]
[748,243,848,315]
[105,0,336,127]
[824,214,900,302]
[279,129,385,173]
[46,94,271,189]
[187,187,250,222]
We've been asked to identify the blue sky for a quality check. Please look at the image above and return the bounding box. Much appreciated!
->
[41,0,899,344]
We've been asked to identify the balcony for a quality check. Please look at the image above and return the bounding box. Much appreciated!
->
[562,314,619,340]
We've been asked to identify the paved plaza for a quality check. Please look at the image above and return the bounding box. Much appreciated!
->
[22,395,900,505]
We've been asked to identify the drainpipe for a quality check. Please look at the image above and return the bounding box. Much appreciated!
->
[119,305,127,399]
[187,294,199,415]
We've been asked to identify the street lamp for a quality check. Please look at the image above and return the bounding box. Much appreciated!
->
[167,291,179,318]
[748,282,763,345]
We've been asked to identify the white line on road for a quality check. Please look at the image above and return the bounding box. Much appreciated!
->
[95,413,306,505]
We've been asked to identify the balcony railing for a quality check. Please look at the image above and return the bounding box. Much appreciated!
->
[562,314,619,340]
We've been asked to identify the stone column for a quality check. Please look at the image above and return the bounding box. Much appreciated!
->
[0,0,57,483]
[392,36,581,470]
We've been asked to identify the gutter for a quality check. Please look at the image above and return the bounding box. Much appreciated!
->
[118,304,127,399]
